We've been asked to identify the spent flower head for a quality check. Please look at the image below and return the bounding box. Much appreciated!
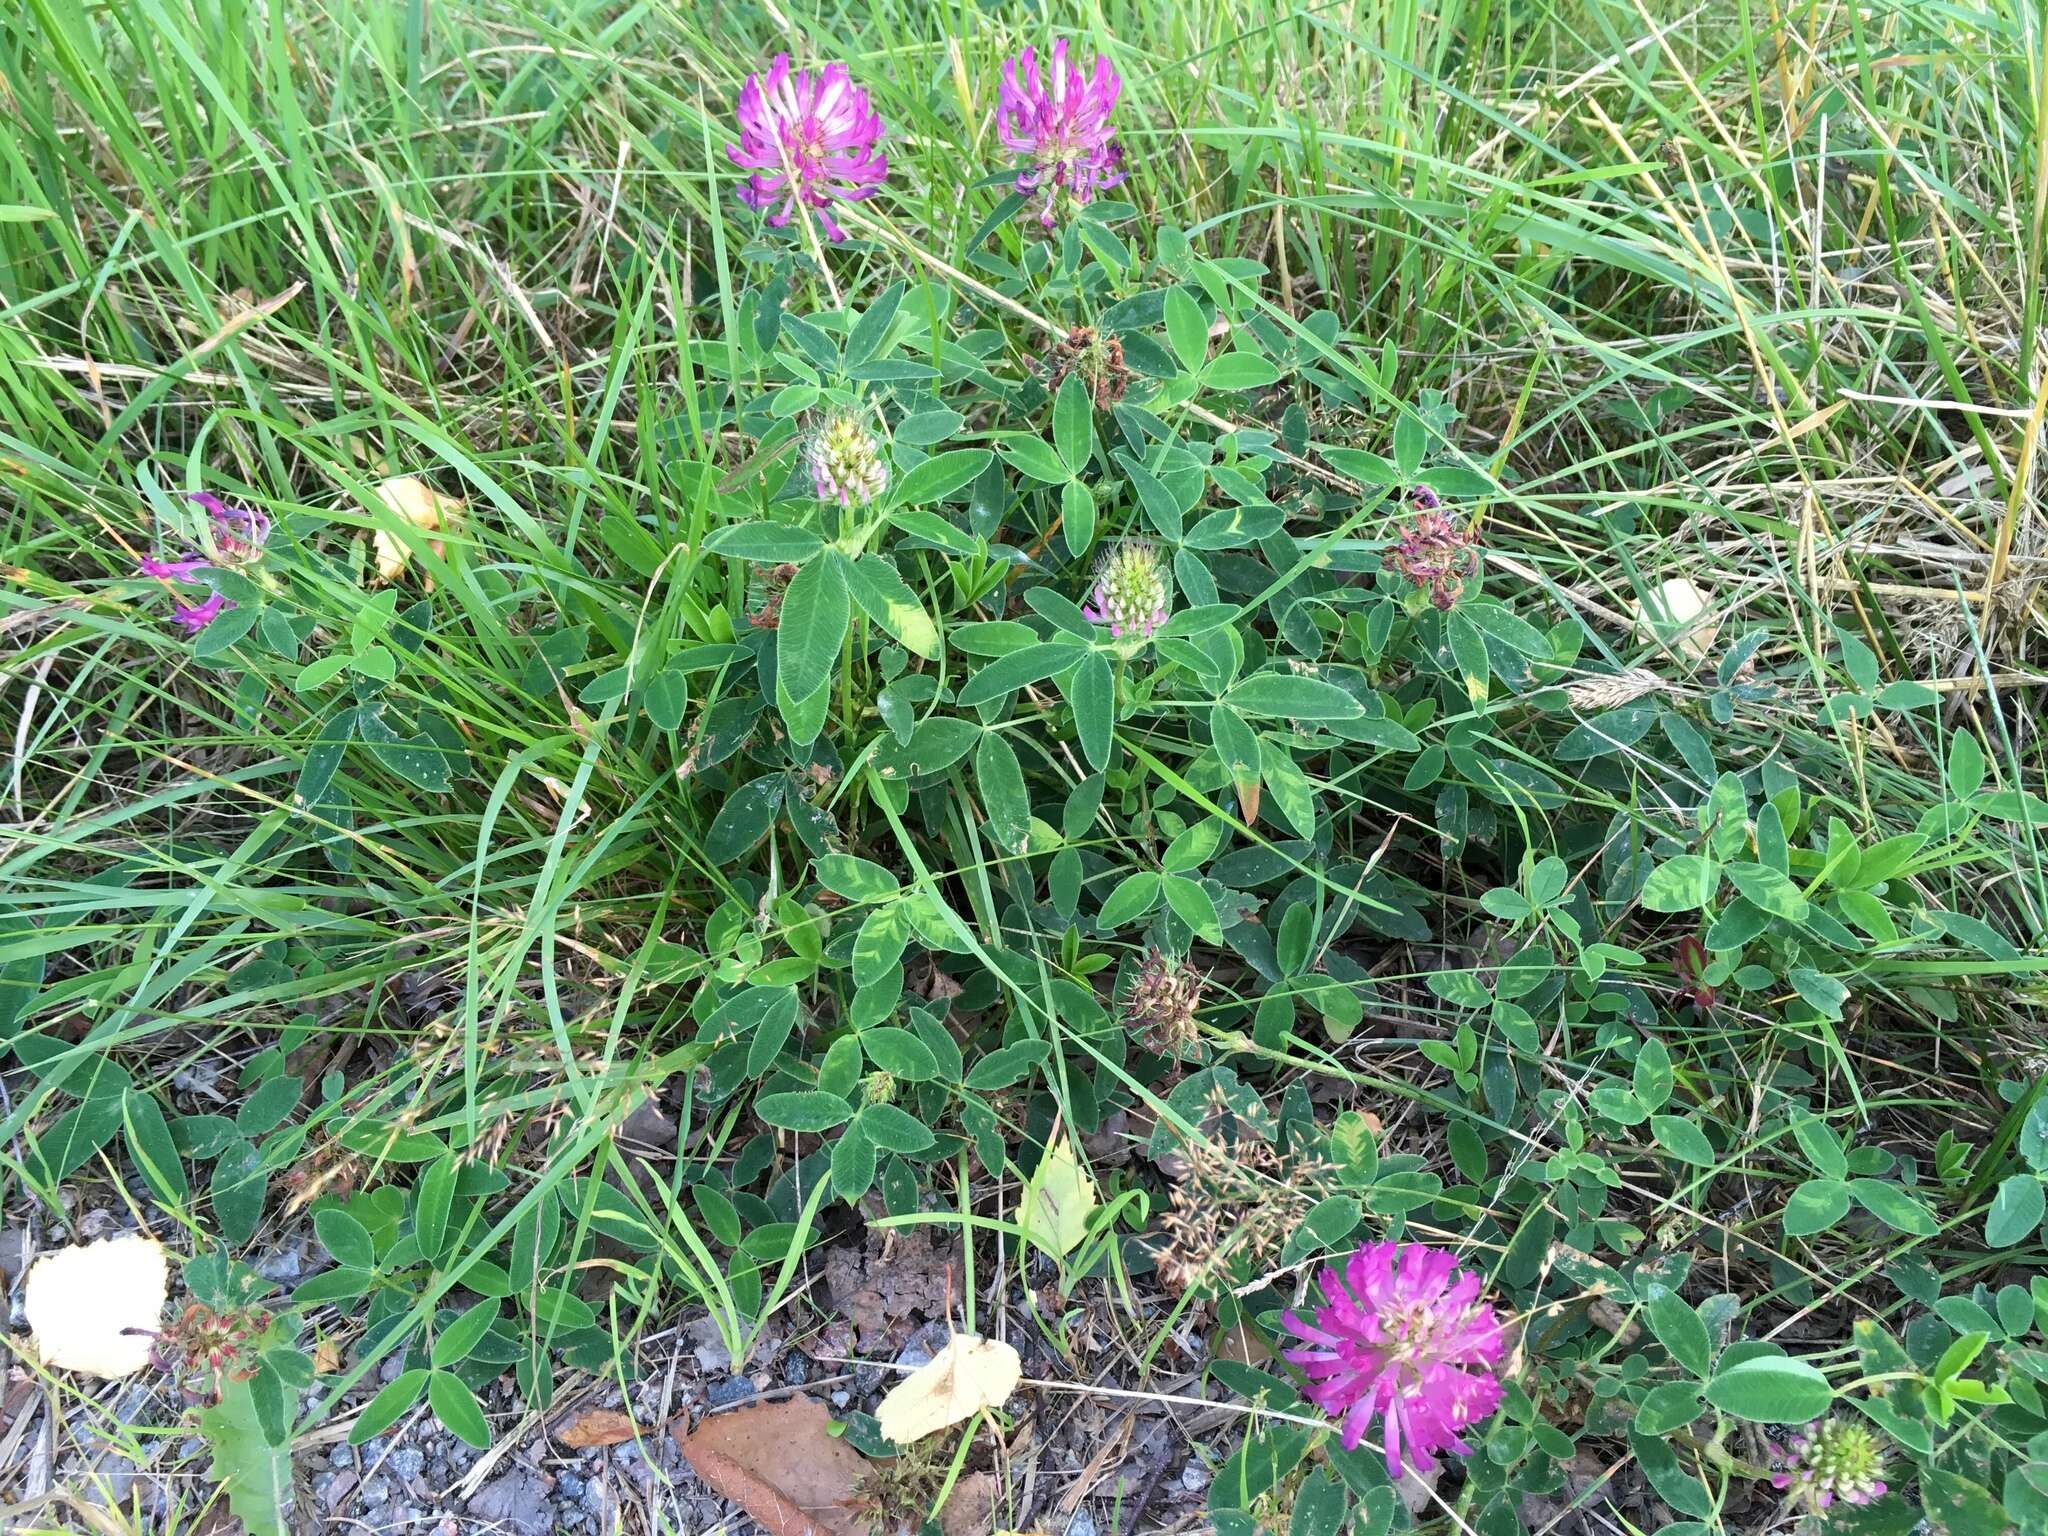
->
[1123,946,1203,1055]
[1282,1240,1506,1478]
[1770,1418,1890,1511]
[728,54,886,242]
[997,41,1126,228]
[808,412,888,508]
[1386,498,1478,611]
[1081,540,1169,641]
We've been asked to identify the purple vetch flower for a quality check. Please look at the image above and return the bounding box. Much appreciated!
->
[727,54,887,241]
[169,591,232,634]
[1080,540,1169,641]
[997,40,1126,227]
[1770,1419,1890,1511]
[808,412,887,507]
[1282,1240,1506,1479]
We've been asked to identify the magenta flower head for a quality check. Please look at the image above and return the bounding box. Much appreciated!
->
[997,41,1126,228]
[1770,1419,1889,1511]
[727,54,887,242]
[1282,1240,1506,1479]
[137,490,268,635]
[1081,540,1169,642]
[188,491,270,568]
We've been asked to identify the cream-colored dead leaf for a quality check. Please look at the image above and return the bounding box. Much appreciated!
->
[874,1333,1022,1446]
[1632,576,1719,661]
[24,1234,169,1378]
[1016,1135,1096,1258]
[370,475,464,583]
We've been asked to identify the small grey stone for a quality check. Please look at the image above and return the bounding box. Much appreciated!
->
[468,1470,553,1536]
[557,1472,585,1498]
[781,1354,811,1385]
[310,1472,339,1506]
[255,1244,304,1283]
[705,1376,755,1408]
[181,1437,206,1460]
[1180,1458,1210,1491]
[386,1447,425,1482]
[831,1389,850,1408]
[1066,1510,1099,1536]
[379,1354,406,1383]
[582,1477,610,1514]
[328,1444,354,1468]
[361,1475,390,1506]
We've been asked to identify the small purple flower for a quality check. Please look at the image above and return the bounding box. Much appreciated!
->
[1081,541,1169,641]
[727,54,887,242]
[170,591,232,634]
[997,41,1126,227]
[1282,1240,1506,1479]
[1770,1419,1889,1511]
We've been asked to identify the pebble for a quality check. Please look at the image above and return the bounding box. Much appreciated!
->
[557,1472,585,1499]
[1180,1458,1210,1491]
[705,1376,755,1408]
[1067,1510,1099,1536]
[311,1472,340,1507]
[582,1478,610,1514]
[386,1447,425,1482]
[328,1444,354,1469]
[361,1476,390,1506]
[781,1354,811,1385]
[255,1245,303,1283]
[831,1389,850,1408]
[380,1354,406,1383]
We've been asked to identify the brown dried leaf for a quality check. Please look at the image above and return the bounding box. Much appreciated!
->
[940,1471,1000,1536]
[557,1407,638,1449]
[672,1396,867,1536]
[312,1338,342,1374]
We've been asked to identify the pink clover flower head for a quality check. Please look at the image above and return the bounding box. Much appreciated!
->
[727,54,887,242]
[1282,1240,1506,1479]
[189,490,271,567]
[1769,1419,1889,1511]
[170,590,232,634]
[808,412,888,508]
[1080,540,1169,641]
[997,41,1126,227]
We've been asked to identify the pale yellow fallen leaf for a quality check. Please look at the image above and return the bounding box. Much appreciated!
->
[370,475,464,582]
[874,1332,1021,1445]
[1632,576,1718,661]
[1016,1134,1096,1258]
[24,1234,169,1378]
